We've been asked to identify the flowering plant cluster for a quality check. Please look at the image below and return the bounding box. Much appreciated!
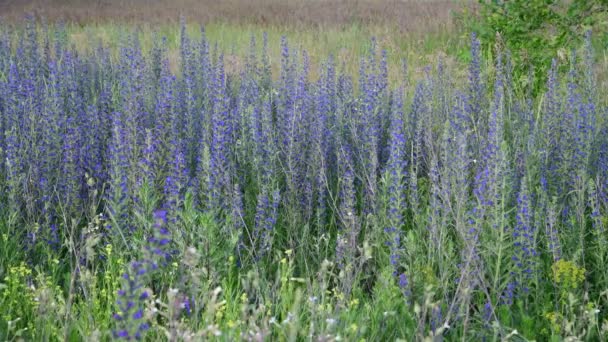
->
[0,18,606,340]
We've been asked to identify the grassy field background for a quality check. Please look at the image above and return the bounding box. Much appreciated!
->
[2,1,608,341]
[0,0,472,81]
[0,0,462,30]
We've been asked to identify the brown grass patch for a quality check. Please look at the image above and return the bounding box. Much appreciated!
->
[0,0,463,34]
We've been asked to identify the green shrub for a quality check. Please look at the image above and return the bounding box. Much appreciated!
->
[460,0,607,93]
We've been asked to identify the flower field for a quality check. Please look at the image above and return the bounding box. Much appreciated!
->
[0,16,607,340]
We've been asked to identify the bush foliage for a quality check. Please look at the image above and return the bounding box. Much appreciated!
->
[463,0,608,92]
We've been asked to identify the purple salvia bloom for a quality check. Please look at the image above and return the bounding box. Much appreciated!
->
[566,59,594,183]
[137,129,156,190]
[278,36,295,148]
[81,104,105,187]
[239,45,261,165]
[114,263,150,340]
[297,51,314,220]
[267,190,282,254]
[60,117,81,211]
[163,142,187,223]
[148,33,165,105]
[132,310,143,320]
[378,49,389,99]
[483,301,494,325]
[163,79,188,221]
[260,32,272,89]
[447,127,482,321]
[278,45,309,216]
[106,111,131,238]
[473,54,505,213]
[207,54,231,212]
[427,151,442,252]
[180,23,201,180]
[453,214,483,324]
[407,80,432,213]
[114,330,129,339]
[6,60,24,133]
[542,59,563,195]
[511,175,537,296]
[357,48,381,216]
[335,144,358,270]
[155,55,175,129]
[312,60,335,230]
[545,200,562,262]
[500,281,516,306]
[467,32,484,138]
[398,272,410,298]
[113,207,172,342]
[232,183,245,233]
[257,95,276,184]
[443,101,470,217]
[117,34,147,198]
[384,88,407,276]
[4,126,23,214]
[23,15,39,73]
[430,306,443,334]
[153,56,176,189]
[38,60,62,210]
[409,122,421,214]
[199,26,213,133]
[250,190,269,260]
[0,35,7,169]
[145,210,173,267]
[253,187,281,261]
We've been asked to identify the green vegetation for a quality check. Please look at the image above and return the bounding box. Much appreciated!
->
[0,1,607,340]
[462,0,608,92]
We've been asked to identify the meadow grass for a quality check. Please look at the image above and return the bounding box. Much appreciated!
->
[1,0,470,82]
[0,3,607,342]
